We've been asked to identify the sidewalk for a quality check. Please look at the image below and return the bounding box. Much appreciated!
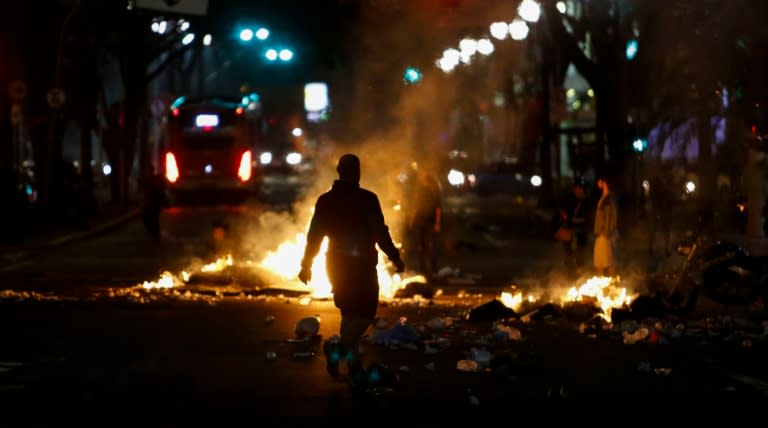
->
[0,203,140,263]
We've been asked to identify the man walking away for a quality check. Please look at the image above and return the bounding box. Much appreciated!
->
[298,153,405,389]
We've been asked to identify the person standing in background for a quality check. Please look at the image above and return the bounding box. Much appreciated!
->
[556,179,588,274]
[402,162,442,278]
[593,176,619,277]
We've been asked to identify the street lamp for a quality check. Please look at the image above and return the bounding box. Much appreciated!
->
[239,28,254,42]
[278,48,293,61]
[490,22,509,40]
[518,0,541,23]
[255,28,270,40]
[477,38,494,56]
[509,19,529,41]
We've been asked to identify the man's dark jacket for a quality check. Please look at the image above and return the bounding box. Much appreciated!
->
[301,180,401,316]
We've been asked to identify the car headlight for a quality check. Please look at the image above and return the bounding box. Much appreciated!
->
[259,152,273,165]
[286,152,302,165]
[447,169,465,187]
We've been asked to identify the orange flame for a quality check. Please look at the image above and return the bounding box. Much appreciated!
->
[562,276,636,321]
[499,276,636,323]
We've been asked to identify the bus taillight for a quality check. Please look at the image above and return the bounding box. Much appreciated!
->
[165,152,180,183]
[238,150,252,182]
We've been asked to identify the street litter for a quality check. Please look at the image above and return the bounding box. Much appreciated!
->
[467,299,518,322]
[294,315,321,338]
[493,323,522,341]
[456,360,479,371]
[369,321,422,348]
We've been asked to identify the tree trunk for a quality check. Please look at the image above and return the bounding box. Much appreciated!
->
[744,148,765,237]
[696,108,716,232]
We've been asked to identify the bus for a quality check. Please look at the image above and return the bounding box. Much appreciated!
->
[161,95,261,205]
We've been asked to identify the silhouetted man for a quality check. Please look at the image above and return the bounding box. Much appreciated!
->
[299,153,404,388]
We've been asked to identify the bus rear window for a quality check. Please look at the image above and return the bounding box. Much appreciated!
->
[174,109,240,129]
[180,135,235,148]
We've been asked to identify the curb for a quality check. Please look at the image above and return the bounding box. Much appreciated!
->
[45,209,142,247]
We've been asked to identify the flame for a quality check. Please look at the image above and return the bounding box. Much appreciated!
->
[201,254,233,272]
[498,276,636,323]
[500,291,538,312]
[140,271,179,290]
[257,230,409,299]
[562,276,636,321]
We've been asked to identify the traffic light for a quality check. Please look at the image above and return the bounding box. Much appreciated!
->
[632,138,647,153]
[625,39,638,61]
[403,66,423,85]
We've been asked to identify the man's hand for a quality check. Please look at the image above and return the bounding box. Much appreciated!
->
[298,266,312,284]
[393,258,405,273]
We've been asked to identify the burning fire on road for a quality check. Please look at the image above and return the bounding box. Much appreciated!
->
[500,275,637,322]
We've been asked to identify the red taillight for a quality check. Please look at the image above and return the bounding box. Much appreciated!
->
[172,108,180,117]
[165,152,179,183]
[238,150,252,182]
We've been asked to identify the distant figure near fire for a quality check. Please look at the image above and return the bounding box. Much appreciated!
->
[298,153,404,389]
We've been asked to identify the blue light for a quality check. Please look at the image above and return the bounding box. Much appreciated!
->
[255,28,270,40]
[403,66,423,84]
[170,96,186,110]
[239,28,254,42]
[626,39,638,61]
[632,138,647,152]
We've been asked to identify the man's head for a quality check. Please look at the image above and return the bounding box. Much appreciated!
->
[597,177,610,194]
[572,181,586,199]
[336,153,360,183]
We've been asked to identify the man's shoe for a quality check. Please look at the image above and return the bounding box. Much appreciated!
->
[346,366,367,393]
[323,338,342,379]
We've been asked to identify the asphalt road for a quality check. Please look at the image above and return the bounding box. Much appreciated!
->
[1,187,767,423]
[2,291,767,423]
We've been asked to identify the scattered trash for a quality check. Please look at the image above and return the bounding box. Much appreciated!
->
[493,323,522,341]
[374,318,390,329]
[265,352,277,359]
[467,299,517,322]
[292,351,314,359]
[623,327,649,344]
[562,300,603,321]
[294,316,320,338]
[395,282,438,298]
[424,362,436,371]
[265,315,275,324]
[528,303,562,321]
[369,320,422,347]
[456,360,479,371]
[427,316,453,330]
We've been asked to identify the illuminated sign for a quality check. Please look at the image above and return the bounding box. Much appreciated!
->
[195,114,219,128]
[304,82,329,112]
